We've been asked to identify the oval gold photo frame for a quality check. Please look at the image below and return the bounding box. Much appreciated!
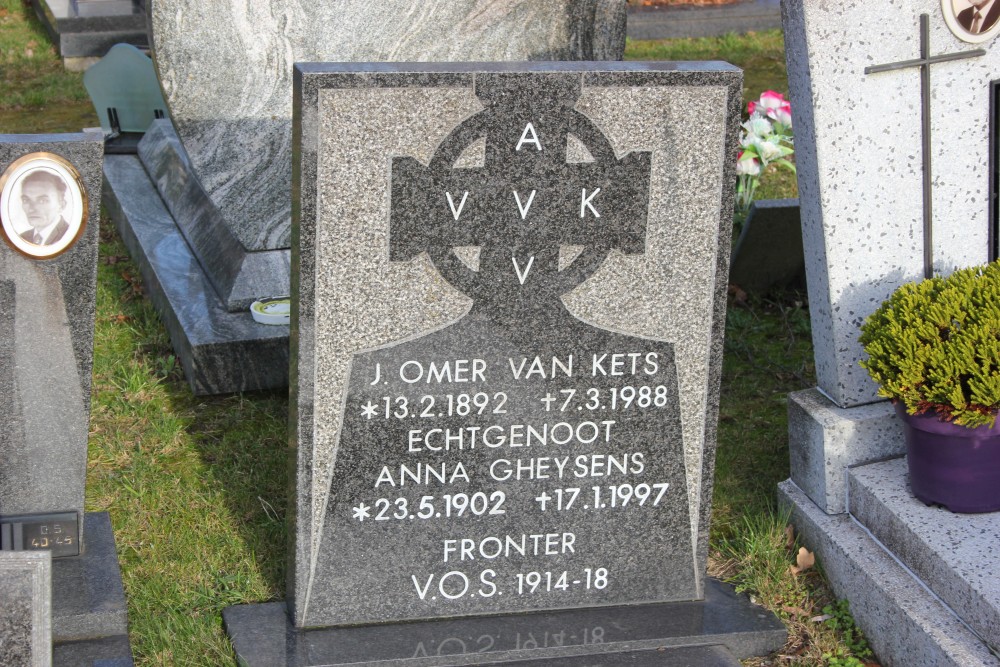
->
[0,152,89,260]
[943,0,1000,43]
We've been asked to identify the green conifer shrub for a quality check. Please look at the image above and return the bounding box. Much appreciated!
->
[859,261,1000,429]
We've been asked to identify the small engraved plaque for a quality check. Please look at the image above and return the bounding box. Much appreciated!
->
[0,512,80,557]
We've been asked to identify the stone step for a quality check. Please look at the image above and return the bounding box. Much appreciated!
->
[779,479,999,667]
[848,457,1000,655]
[224,578,785,667]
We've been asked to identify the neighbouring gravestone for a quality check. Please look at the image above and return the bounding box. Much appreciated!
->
[222,62,787,666]
[0,551,51,667]
[103,0,628,395]
[779,2,1000,665]
[728,198,804,294]
[30,0,147,66]
[83,44,167,154]
[0,135,132,663]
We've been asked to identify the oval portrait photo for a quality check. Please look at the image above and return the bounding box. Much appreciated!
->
[943,0,1000,42]
[0,152,88,260]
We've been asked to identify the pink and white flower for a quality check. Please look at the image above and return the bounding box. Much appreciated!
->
[736,150,761,176]
[748,90,792,128]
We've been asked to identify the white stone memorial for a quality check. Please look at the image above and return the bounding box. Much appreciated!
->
[781,1,1000,664]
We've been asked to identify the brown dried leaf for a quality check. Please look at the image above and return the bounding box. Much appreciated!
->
[789,546,815,575]
[784,524,795,550]
[781,605,809,617]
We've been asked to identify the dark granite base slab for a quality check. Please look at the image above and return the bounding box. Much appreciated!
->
[224,579,784,666]
[31,0,147,58]
[729,198,804,293]
[102,155,289,395]
[54,634,134,666]
[501,645,741,666]
[137,121,291,312]
[626,0,780,40]
[52,513,129,645]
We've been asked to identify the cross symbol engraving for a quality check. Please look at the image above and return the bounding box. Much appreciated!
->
[389,75,652,313]
[864,13,985,278]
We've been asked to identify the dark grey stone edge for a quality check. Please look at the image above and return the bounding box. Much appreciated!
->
[52,513,128,644]
[136,121,291,312]
[294,61,742,79]
[103,155,289,396]
[224,578,785,667]
[847,461,1000,654]
[29,0,147,58]
[53,634,134,667]
[779,479,1000,667]
[626,1,781,41]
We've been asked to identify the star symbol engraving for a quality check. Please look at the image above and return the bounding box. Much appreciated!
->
[352,502,371,522]
[361,400,378,419]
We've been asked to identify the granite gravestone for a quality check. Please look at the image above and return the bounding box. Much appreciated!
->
[223,62,787,665]
[103,0,628,395]
[0,551,51,667]
[0,135,132,663]
[779,2,1000,664]
[30,0,147,67]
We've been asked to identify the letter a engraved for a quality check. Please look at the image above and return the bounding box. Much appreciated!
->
[516,123,542,151]
[513,190,537,220]
[580,188,601,218]
[512,256,535,284]
[446,191,468,220]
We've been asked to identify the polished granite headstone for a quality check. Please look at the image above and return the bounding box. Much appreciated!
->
[226,61,785,664]
[30,0,147,61]
[105,0,627,395]
[0,551,51,667]
[0,136,132,664]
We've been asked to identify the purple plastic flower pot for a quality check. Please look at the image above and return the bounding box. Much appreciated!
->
[895,404,1000,513]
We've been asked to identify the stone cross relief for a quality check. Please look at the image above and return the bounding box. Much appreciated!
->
[389,76,651,315]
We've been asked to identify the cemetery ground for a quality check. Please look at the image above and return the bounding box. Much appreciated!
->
[1,3,869,665]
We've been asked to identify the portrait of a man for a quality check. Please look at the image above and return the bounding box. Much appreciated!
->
[956,0,1000,34]
[0,152,87,260]
[17,170,71,246]
[945,0,1000,41]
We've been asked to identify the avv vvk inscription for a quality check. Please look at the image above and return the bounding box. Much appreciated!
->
[292,64,742,630]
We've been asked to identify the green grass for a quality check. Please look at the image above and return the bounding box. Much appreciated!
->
[626,29,790,108]
[90,229,289,663]
[0,0,98,132]
[1,4,873,662]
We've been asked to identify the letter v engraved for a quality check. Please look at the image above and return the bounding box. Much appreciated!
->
[446,191,468,220]
[512,256,535,285]
[513,190,536,220]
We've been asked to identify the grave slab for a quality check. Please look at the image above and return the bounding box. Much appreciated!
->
[0,136,131,663]
[30,0,147,60]
[102,154,289,395]
[50,513,127,643]
[0,551,51,667]
[787,388,906,514]
[288,61,742,628]
[783,0,1000,409]
[626,0,781,40]
[728,198,804,293]
[780,479,999,667]
[849,457,1000,655]
[0,133,103,549]
[224,579,783,666]
[108,1,627,395]
[150,0,628,254]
